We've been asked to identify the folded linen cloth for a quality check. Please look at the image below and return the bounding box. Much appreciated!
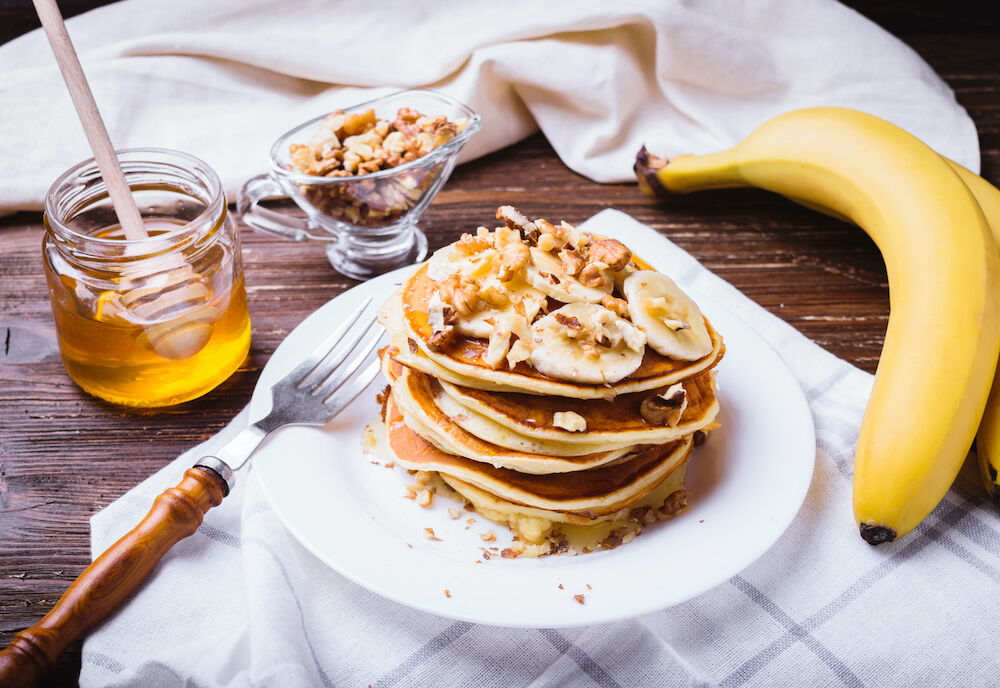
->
[80,209,1000,688]
[0,0,979,214]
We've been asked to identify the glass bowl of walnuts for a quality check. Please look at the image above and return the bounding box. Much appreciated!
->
[237,89,481,279]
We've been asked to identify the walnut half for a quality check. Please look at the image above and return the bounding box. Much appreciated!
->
[640,383,688,426]
[588,238,631,271]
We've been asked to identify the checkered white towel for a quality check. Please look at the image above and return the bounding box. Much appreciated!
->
[81,210,1000,687]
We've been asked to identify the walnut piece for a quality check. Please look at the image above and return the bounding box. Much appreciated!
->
[497,241,530,282]
[456,232,491,255]
[588,238,631,271]
[578,263,610,289]
[601,294,629,318]
[659,489,689,517]
[496,205,537,236]
[554,312,582,330]
[438,274,480,316]
[640,382,688,426]
[559,248,586,277]
[427,292,458,351]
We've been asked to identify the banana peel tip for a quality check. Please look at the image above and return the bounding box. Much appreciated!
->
[859,523,896,546]
[634,145,669,199]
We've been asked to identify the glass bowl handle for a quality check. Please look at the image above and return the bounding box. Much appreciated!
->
[236,174,335,243]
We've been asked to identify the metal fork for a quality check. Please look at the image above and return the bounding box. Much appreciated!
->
[197,297,383,491]
[0,299,384,688]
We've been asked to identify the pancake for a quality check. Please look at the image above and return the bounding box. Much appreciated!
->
[430,382,645,455]
[384,353,638,473]
[385,394,692,516]
[436,370,719,446]
[389,268,725,399]
[439,461,688,546]
[370,206,723,555]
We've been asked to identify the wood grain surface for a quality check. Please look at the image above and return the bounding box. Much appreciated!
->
[1,3,999,685]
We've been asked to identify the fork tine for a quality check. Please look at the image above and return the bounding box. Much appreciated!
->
[312,320,384,399]
[323,359,381,414]
[304,313,380,392]
[283,297,373,387]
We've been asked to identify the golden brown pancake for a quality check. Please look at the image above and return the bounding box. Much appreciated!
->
[391,265,725,399]
[436,369,718,446]
[385,394,691,516]
[383,352,639,472]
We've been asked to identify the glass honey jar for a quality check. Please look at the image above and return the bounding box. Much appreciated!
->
[43,148,252,407]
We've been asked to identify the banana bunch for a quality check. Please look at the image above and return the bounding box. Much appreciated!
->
[634,107,1000,544]
[949,162,1000,501]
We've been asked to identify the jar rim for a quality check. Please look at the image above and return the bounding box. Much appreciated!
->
[44,147,226,249]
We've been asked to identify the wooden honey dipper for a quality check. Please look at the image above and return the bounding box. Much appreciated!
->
[33,0,215,360]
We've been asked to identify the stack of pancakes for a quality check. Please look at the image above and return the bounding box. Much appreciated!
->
[376,208,724,555]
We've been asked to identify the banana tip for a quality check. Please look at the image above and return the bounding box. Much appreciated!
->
[634,145,669,199]
[859,523,896,546]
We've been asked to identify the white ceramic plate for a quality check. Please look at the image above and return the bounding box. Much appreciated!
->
[251,267,815,627]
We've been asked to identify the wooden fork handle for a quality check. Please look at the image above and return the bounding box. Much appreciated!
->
[0,466,227,688]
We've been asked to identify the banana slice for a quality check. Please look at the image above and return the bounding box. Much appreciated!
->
[526,248,610,304]
[623,271,712,361]
[528,302,646,384]
[452,280,547,339]
[426,242,498,283]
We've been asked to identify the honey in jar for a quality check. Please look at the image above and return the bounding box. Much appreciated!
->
[42,149,251,407]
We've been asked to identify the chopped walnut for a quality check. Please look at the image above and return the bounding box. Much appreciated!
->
[601,294,629,318]
[659,489,689,517]
[554,313,582,331]
[497,241,530,282]
[553,410,587,432]
[416,488,435,508]
[438,274,480,316]
[428,327,456,351]
[559,248,586,277]
[448,508,462,519]
[424,527,442,541]
[480,530,496,542]
[588,238,631,271]
[496,205,537,239]
[427,292,458,351]
[478,284,510,309]
[598,531,623,550]
[573,594,586,605]
[578,263,611,289]
[456,232,491,255]
[640,383,688,426]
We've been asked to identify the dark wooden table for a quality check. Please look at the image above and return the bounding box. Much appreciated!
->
[2,2,999,685]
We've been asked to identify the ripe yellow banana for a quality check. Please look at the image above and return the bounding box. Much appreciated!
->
[634,107,1000,544]
[945,160,1000,499]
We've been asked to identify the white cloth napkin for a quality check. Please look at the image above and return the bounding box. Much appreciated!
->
[0,0,980,214]
[80,209,1000,688]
